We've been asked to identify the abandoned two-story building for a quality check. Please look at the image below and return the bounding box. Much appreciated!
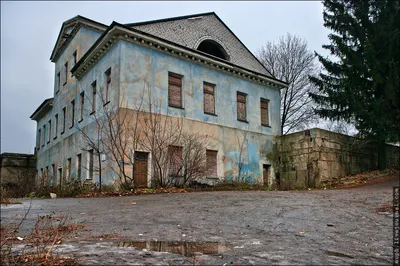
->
[30,12,288,188]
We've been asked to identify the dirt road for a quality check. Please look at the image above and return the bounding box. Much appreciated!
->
[1,177,398,265]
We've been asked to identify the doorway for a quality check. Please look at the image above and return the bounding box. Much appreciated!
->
[133,152,149,188]
[263,164,270,187]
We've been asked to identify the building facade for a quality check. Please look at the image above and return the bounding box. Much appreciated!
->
[30,12,287,188]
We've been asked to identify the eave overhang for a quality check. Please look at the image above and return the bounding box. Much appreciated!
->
[30,98,53,121]
[71,22,288,90]
[50,16,107,63]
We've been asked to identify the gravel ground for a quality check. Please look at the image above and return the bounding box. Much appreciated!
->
[1,177,398,265]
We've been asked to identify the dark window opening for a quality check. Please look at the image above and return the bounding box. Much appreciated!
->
[197,40,229,60]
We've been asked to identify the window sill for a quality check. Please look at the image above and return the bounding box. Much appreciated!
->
[78,119,83,123]
[103,101,110,106]
[238,119,249,123]
[168,105,184,110]
[89,111,95,115]
[262,124,271,128]
[204,112,217,117]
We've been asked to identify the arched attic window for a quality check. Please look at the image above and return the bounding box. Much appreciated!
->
[197,39,230,61]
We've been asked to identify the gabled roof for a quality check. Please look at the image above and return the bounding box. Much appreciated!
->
[126,12,273,77]
[30,98,53,121]
[50,15,107,62]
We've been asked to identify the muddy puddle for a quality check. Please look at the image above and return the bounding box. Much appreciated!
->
[118,240,233,257]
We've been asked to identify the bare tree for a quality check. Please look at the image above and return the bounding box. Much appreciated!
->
[257,33,318,135]
[77,84,210,189]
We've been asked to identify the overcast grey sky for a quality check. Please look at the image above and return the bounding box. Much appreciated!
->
[0,1,329,154]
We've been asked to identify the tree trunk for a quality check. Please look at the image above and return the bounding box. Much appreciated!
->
[377,140,387,170]
[98,154,102,192]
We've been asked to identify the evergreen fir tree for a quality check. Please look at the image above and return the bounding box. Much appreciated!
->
[310,0,400,169]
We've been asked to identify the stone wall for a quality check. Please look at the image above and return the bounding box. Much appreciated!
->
[0,153,36,197]
[278,128,399,189]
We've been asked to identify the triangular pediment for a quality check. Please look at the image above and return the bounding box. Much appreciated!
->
[126,12,272,77]
[50,16,107,62]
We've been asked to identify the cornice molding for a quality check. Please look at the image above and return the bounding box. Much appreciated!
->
[72,25,288,89]
[51,22,106,63]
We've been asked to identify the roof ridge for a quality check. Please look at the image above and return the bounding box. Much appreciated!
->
[125,11,215,27]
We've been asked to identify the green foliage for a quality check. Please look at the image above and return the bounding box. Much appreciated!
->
[310,0,400,145]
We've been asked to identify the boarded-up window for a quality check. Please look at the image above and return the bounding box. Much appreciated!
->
[42,125,46,147]
[71,100,75,128]
[168,73,182,108]
[261,98,269,126]
[206,150,218,176]
[56,72,60,93]
[62,107,66,133]
[204,82,215,114]
[88,149,94,180]
[91,81,97,113]
[48,120,51,143]
[105,68,111,103]
[237,92,247,121]
[80,92,84,121]
[73,50,77,66]
[55,114,58,137]
[77,154,82,180]
[37,129,41,149]
[168,145,182,176]
[63,62,68,85]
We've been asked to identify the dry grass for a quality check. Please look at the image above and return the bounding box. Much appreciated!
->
[1,209,85,265]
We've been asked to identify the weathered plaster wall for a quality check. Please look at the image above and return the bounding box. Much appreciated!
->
[36,33,282,187]
[118,40,281,136]
[35,27,120,186]
[0,153,36,197]
[117,40,281,185]
[278,128,400,189]
[118,109,279,186]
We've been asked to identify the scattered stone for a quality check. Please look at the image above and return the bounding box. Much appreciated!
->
[327,223,335,227]
[50,193,57,199]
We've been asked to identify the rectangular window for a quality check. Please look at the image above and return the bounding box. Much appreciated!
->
[260,98,270,126]
[88,149,94,179]
[54,114,58,138]
[91,81,96,114]
[63,62,68,85]
[45,166,49,184]
[168,145,183,176]
[37,129,41,149]
[104,68,111,104]
[47,120,51,143]
[58,168,63,185]
[168,73,183,108]
[70,100,75,128]
[73,50,77,66]
[80,92,84,121]
[237,92,247,122]
[206,150,218,177]
[56,72,60,93]
[204,82,216,115]
[52,164,56,184]
[67,158,71,181]
[42,125,46,147]
[77,154,82,180]
[61,107,66,134]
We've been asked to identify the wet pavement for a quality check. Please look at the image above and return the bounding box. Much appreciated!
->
[1,177,398,265]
